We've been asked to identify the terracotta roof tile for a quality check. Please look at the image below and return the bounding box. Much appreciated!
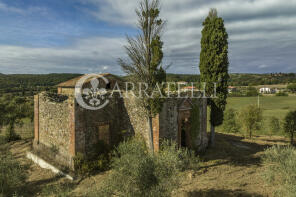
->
[56,73,123,87]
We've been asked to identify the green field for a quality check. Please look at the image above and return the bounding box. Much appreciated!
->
[226,96,296,119]
[216,96,296,135]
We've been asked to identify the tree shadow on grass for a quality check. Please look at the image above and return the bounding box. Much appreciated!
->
[23,175,76,197]
[199,133,274,168]
[263,138,289,144]
[186,188,263,197]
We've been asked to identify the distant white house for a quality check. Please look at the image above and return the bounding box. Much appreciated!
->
[259,87,276,94]
[228,86,237,93]
[259,87,270,93]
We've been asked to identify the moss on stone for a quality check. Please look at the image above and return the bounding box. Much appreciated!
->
[190,103,200,149]
[44,92,68,103]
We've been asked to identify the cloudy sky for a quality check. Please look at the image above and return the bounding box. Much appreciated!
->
[0,0,295,74]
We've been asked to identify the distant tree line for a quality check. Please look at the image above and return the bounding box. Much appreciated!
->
[228,73,296,86]
[0,73,81,95]
[166,73,296,86]
[1,73,295,95]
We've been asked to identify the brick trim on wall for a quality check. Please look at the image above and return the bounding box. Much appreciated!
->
[152,114,160,152]
[34,95,39,144]
[69,102,76,157]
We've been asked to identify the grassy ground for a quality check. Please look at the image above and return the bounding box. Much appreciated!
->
[215,96,296,136]
[175,133,289,197]
[1,96,295,196]
[4,132,290,197]
[226,96,296,120]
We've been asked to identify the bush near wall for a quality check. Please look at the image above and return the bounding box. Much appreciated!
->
[262,145,296,197]
[73,140,111,176]
[91,137,199,197]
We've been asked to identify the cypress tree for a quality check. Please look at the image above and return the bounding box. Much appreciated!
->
[199,8,229,146]
[119,0,166,152]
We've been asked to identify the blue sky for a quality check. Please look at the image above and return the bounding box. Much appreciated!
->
[0,0,134,47]
[0,0,295,74]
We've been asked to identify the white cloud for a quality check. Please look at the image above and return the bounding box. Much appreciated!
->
[1,0,296,74]
[259,64,269,69]
[80,0,296,73]
[0,37,126,74]
[0,1,48,16]
[0,2,24,14]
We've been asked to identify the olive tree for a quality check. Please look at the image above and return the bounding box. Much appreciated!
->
[268,116,281,136]
[222,108,240,133]
[283,110,296,145]
[287,83,296,93]
[240,104,263,138]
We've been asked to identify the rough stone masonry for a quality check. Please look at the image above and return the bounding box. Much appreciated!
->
[33,74,208,170]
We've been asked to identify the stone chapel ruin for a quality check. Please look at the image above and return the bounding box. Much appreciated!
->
[33,74,208,170]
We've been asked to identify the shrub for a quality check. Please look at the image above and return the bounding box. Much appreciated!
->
[50,144,59,155]
[92,137,199,197]
[246,87,258,96]
[268,116,281,136]
[40,182,74,197]
[0,147,27,196]
[276,92,288,96]
[0,136,5,145]
[222,108,240,133]
[262,145,296,197]
[74,153,110,176]
[287,83,296,93]
[73,141,111,176]
[240,104,263,138]
[228,91,244,97]
[283,110,296,145]
[5,125,21,142]
[0,95,32,142]
[157,140,199,171]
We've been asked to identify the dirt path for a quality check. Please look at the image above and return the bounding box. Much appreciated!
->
[175,133,289,197]
[7,140,71,196]
[7,133,289,197]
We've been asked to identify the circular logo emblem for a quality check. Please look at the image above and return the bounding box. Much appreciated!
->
[75,74,110,110]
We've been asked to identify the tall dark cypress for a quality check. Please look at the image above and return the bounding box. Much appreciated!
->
[199,8,229,146]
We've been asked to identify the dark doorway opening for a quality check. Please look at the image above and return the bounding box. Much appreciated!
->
[181,120,187,147]
[106,82,111,89]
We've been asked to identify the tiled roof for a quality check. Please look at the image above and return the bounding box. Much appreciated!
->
[56,73,123,87]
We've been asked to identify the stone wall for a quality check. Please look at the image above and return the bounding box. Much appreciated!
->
[159,98,179,141]
[33,90,208,171]
[122,93,208,151]
[75,93,130,156]
[33,91,133,170]
[122,92,150,144]
[34,92,75,169]
[198,98,208,151]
